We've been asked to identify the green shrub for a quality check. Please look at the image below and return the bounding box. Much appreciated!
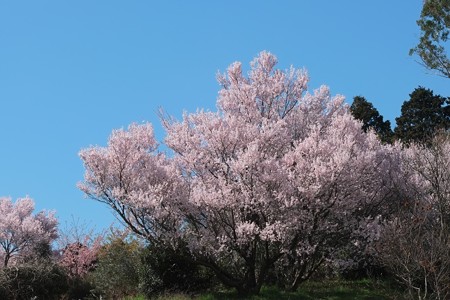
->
[0,260,68,300]
[139,242,216,298]
[89,234,142,299]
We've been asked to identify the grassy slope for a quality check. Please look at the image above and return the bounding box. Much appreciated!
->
[142,279,406,300]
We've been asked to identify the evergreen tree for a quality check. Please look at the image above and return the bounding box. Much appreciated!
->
[395,87,450,145]
[350,96,393,143]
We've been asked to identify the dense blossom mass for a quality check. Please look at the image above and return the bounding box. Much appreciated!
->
[79,52,402,294]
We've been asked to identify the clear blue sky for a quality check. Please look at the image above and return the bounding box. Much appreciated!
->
[1,1,449,230]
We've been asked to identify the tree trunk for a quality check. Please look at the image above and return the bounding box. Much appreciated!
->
[3,252,10,268]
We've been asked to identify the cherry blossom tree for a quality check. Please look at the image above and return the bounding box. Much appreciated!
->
[376,133,450,299]
[0,196,58,267]
[79,52,400,295]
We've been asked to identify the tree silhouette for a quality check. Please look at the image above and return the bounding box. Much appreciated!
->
[350,96,393,143]
[395,87,450,145]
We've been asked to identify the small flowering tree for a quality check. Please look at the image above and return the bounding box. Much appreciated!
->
[59,238,102,278]
[57,218,103,278]
[0,196,58,267]
[79,52,400,295]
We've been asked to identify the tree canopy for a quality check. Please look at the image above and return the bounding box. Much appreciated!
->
[394,86,450,145]
[350,96,393,143]
[410,0,450,78]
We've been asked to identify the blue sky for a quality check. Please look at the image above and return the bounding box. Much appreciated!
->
[1,1,449,231]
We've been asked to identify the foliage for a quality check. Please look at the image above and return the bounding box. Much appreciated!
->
[410,0,450,78]
[376,133,450,300]
[350,96,393,143]
[0,196,58,267]
[89,228,143,299]
[139,242,216,298]
[394,87,450,145]
[66,277,97,300]
[0,259,68,300]
[79,52,401,295]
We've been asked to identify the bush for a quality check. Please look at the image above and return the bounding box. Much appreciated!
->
[139,242,216,298]
[89,233,142,299]
[0,260,68,300]
[66,276,95,300]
